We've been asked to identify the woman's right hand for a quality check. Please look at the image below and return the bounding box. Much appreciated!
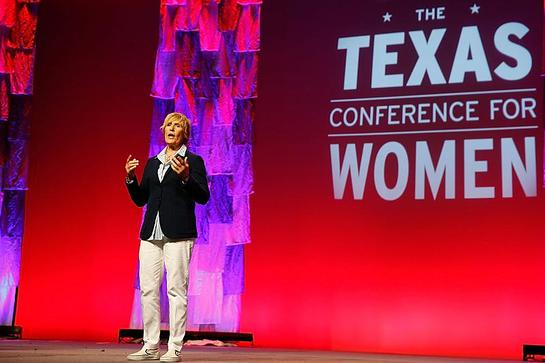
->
[125,155,139,179]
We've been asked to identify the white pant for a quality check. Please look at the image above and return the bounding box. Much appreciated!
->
[139,239,194,351]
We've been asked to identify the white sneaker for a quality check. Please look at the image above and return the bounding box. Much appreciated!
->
[160,348,181,362]
[127,346,160,361]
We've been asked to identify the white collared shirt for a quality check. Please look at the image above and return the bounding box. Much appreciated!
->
[156,144,187,182]
[147,145,187,241]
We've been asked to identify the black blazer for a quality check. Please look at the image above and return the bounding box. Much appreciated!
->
[126,150,210,240]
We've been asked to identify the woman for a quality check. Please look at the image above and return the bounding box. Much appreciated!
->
[125,112,210,362]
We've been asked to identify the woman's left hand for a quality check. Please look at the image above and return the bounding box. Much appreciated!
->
[171,156,190,182]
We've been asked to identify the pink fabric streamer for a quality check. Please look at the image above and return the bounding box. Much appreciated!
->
[9,2,37,50]
[216,294,241,332]
[234,51,257,99]
[159,5,178,51]
[235,5,260,52]
[199,1,221,51]
[0,0,16,28]
[176,31,202,78]
[231,144,253,196]
[175,0,202,31]
[231,195,250,244]
[0,75,8,120]
[219,0,239,32]
[9,48,33,95]
[162,0,187,6]
[215,78,235,124]
[188,271,223,323]
[0,29,10,74]
[236,0,261,4]
[175,77,199,122]
[151,51,177,98]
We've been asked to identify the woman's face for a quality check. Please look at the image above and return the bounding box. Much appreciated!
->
[164,120,184,148]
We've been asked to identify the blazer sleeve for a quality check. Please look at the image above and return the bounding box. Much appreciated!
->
[126,161,151,207]
[185,155,210,205]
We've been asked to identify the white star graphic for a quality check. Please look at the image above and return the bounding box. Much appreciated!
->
[383,12,392,22]
[470,3,480,14]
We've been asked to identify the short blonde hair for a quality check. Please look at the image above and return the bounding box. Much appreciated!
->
[160,112,191,145]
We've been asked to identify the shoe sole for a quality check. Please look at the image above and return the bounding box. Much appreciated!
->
[127,356,160,361]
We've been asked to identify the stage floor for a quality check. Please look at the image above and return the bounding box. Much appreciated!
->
[0,340,523,362]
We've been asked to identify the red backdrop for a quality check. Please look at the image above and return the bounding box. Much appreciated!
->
[16,0,158,340]
[242,0,545,359]
[14,0,545,360]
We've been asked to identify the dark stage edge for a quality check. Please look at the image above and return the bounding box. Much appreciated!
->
[0,340,524,363]
[523,344,545,361]
[118,328,253,344]
[0,326,22,339]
